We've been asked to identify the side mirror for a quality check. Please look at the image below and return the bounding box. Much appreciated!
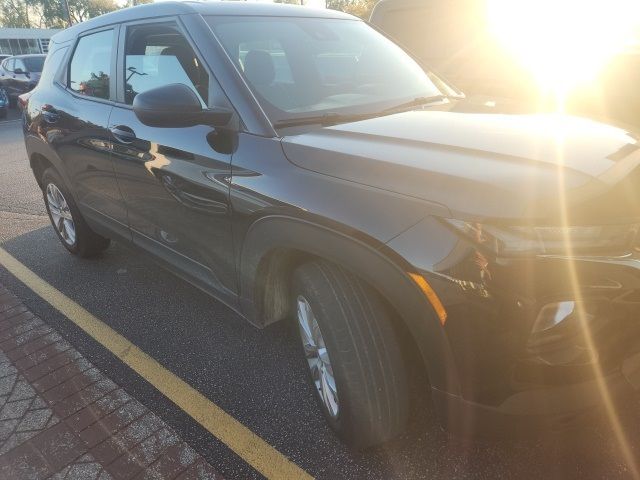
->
[13,68,24,74]
[132,83,232,128]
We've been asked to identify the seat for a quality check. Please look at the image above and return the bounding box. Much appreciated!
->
[243,50,293,109]
[161,45,208,103]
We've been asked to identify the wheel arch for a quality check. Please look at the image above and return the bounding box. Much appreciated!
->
[26,136,70,190]
[29,152,54,189]
[239,215,461,394]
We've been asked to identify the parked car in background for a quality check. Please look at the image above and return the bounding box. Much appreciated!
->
[0,88,8,118]
[370,0,640,128]
[0,54,46,107]
[23,1,640,447]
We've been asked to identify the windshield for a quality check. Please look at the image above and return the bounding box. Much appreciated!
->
[207,16,443,124]
[23,56,45,73]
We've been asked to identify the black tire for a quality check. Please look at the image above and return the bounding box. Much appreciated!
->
[292,260,409,448]
[41,168,110,257]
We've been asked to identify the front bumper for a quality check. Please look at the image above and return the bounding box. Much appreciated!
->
[385,215,640,433]
[431,359,640,437]
[429,248,640,433]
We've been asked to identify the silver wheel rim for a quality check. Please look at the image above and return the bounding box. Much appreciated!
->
[46,183,76,246]
[297,295,339,418]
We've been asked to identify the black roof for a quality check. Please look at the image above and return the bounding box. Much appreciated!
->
[52,1,357,44]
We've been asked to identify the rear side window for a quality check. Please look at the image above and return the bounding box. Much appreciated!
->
[69,29,113,100]
[23,56,45,73]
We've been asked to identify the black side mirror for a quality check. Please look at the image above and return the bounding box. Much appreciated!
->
[13,68,24,74]
[132,83,232,128]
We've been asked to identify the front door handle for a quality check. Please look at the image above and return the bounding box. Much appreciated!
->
[110,125,136,144]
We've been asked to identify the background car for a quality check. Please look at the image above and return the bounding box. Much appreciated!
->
[0,87,8,118]
[0,54,46,107]
[370,0,640,128]
[24,1,640,448]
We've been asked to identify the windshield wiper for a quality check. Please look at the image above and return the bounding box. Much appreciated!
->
[273,94,463,129]
[381,94,462,114]
[273,112,380,129]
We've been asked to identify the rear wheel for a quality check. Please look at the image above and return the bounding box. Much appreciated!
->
[42,168,110,257]
[292,260,409,448]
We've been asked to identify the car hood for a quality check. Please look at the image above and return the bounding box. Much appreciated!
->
[281,110,640,221]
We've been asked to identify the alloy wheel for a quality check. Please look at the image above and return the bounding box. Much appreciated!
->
[296,295,339,418]
[46,183,76,246]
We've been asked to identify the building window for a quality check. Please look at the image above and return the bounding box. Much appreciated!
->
[9,39,20,54]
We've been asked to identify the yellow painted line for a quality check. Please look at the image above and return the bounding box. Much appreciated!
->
[0,247,313,480]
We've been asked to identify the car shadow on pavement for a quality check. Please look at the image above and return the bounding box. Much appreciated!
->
[2,225,640,480]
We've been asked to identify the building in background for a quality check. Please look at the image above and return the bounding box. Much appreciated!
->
[0,28,61,56]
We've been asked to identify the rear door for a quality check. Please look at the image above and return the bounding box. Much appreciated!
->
[110,19,237,301]
[39,27,129,240]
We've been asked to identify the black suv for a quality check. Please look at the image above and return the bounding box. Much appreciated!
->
[0,54,46,107]
[23,1,640,447]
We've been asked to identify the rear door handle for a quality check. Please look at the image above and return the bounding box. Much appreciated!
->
[110,125,136,144]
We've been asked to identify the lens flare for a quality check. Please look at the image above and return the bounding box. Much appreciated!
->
[552,127,640,479]
[487,0,640,95]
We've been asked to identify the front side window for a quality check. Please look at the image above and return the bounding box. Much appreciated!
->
[207,16,442,124]
[124,23,209,105]
[14,59,26,73]
[3,59,14,72]
[69,29,113,100]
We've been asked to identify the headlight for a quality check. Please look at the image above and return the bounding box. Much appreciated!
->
[445,219,640,256]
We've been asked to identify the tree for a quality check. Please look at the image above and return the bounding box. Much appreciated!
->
[123,0,153,8]
[1,0,119,29]
[0,0,31,27]
[273,0,378,18]
[327,0,377,19]
[65,0,118,24]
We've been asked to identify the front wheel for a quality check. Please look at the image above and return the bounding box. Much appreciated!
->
[292,260,409,448]
[42,168,110,257]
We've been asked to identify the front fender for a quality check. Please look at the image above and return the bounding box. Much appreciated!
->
[239,214,461,395]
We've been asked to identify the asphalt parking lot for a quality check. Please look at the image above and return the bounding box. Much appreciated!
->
[1,114,640,479]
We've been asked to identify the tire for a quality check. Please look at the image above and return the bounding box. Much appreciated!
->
[292,260,409,448]
[41,168,110,257]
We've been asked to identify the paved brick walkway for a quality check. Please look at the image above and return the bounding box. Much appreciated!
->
[0,284,222,480]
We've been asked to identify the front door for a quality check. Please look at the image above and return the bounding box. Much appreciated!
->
[11,58,29,97]
[110,20,237,301]
[1,58,16,99]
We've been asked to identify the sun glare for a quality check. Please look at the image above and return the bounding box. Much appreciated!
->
[487,0,640,95]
